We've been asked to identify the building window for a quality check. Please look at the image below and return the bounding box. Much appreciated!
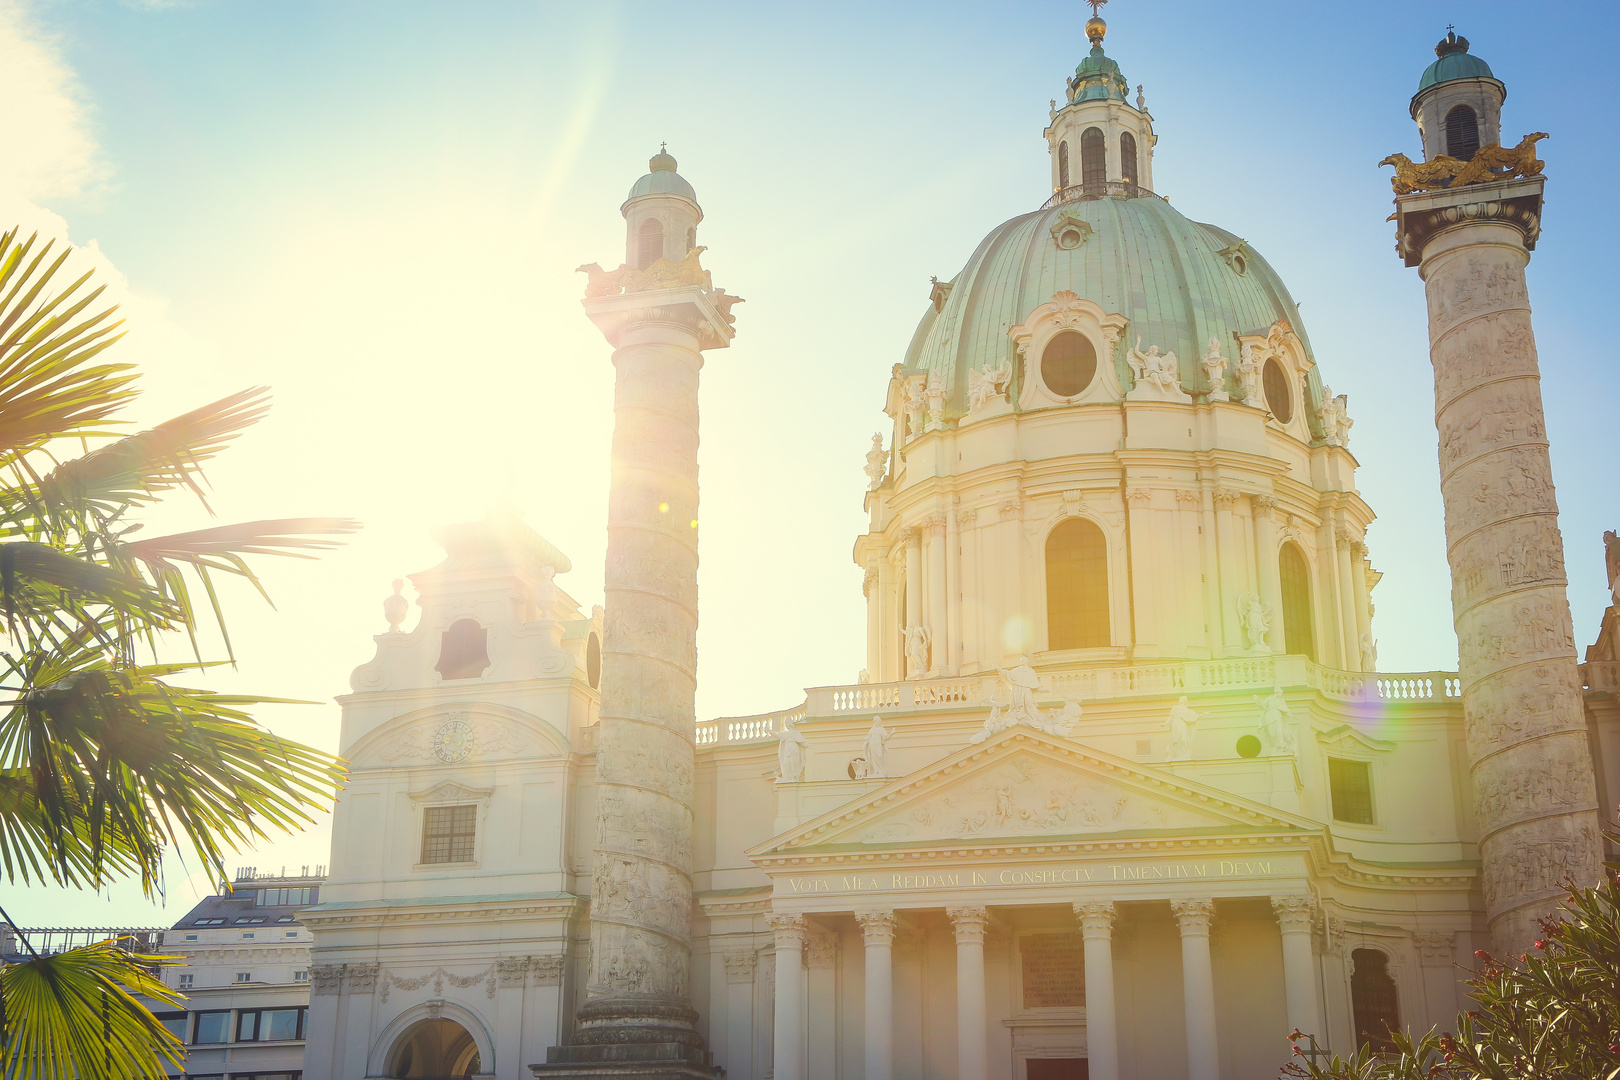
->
[1046,518,1109,650]
[1279,542,1315,661]
[295,969,310,982]
[235,972,252,983]
[239,1007,307,1042]
[1350,949,1400,1052]
[436,619,490,680]
[636,218,663,270]
[178,973,194,989]
[1080,127,1106,194]
[1445,104,1480,161]
[1058,140,1070,189]
[192,1010,232,1044]
[1262,358,1293,422]
[1120,131,1138,195]
[254,886,316,907]
[184,933,198,941]
[155,1011,188,1040]
[587,631,602,690]
[1040,330,1097,398]
[1329,758,1374,824]
[421,804,478,864]
[286,930,299,938]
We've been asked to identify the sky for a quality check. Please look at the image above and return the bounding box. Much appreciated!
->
[2,0,1617,927]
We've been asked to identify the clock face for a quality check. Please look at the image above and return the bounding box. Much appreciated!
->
[432,719,474,763]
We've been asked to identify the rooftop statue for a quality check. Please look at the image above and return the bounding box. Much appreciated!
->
[1379,132,1548,195]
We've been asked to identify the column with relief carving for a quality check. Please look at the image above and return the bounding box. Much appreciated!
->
[1171,899,1218,1080]
[1271,896,1322,1043]
[767,915,805,1080]
[856,910,896,1080]
[1073,901,1119,1080]
[1390,59,1601,954]
[1250,495,1283,653]
[536,151,736,1078]
[948,906,989,1080]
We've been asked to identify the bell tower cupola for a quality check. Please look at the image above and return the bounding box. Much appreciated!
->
[1044,4,1156,197]
[1410,29,1506,162]
[621,145,703,271]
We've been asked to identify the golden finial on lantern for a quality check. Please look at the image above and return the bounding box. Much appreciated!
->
[1085,0,1108,45]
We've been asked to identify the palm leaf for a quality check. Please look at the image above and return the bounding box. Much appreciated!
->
[0,937,184,1080]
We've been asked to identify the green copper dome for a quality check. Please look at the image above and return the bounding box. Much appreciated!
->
[625,148,697,203]
[1069,44,1130,103]
[1416,31,1497,94]
[901,195,1316,414]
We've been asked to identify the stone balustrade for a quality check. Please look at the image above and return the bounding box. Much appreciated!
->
[694,656,1463,748]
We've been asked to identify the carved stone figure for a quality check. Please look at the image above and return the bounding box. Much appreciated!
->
[1237,343,1263,405]
[902,377,926,439]
[1316,384,1346,446]
[923,371,948,432]
[1237,593,1272,652]
[864,433,887,491]
[1166,696,1202,761]
[1034,699,1083,737]
[862,717,892,779]
[967,358,1013,411]
[995,657,1044,724]
[1605,530,1620,601]
[1200,338,1230,401]
[1255,688,1296,756]
[1359,633,1378,672]
[775,718,808,783]
[1379,132,1548,195]
[903,623,931,679]
[1125,337,1188,400]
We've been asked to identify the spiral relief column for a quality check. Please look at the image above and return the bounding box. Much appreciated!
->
[1390,34,1600,955]
[535,150,738,1078]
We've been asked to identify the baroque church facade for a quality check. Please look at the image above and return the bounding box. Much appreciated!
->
[300,19,1618,1080]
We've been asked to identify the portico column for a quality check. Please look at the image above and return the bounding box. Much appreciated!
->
[1171,898,1218,1080]
[948,906,989,1080]
[768,913,806,1080]
[1251,495,1283,653]
[1073,901,1119,1080]
[856,910,897,1080]
[1272,895,1323,1042]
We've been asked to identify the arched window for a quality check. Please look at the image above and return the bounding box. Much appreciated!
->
[436,619,490,681]
[1262,358,1293,423]
[1445,105,1480,161]
[1046,518,1109,650]
[1279,543,1314,660]
[636,218,663,270]
[1080,127,1106,195]
[1350,949,1399,1052]
[1120,131,1138,196]
[388,1016,482,1078]
[1058,141,1071,189]
[1041,330,1097,397]
[586,631,602,689]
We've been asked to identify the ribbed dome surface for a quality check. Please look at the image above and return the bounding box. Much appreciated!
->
[902,195,1315,414]
[1416,47,1496,93]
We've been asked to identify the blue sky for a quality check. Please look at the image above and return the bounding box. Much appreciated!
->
[2,0,1616,925]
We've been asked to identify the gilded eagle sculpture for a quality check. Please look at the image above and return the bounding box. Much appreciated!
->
[1380,131,1549,195]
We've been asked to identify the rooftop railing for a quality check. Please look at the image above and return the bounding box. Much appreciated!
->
[2,926,167,958]
[1041,180,1159,208]
[696,656,1463,748]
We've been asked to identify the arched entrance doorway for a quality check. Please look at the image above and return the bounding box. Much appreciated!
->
[386,1017,482,1079]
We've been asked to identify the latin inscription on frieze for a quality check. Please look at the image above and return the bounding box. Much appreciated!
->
[1021,933,1086,1009]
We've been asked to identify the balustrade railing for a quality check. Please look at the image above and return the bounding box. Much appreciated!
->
[690,658,1463,749]
[1582,661,1620,692]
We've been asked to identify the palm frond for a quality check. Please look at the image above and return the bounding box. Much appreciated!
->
[0,937,184,1080]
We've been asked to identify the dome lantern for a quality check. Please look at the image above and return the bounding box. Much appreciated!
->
[1043,7,1156,199]
[1410,29,1506,162]
[620,143,703,272]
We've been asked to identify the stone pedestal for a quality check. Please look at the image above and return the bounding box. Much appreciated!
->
[1395,177,1602,954]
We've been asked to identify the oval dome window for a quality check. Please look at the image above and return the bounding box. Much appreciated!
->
[1262,358,1293,423]
[1041,330,1097,398]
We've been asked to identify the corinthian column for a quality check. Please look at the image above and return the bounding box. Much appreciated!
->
[947,906,989,1080]
[768,914,806,1080]
[537,153,735,1078]
[1393,164,1601,954]
[1171,898,1218,1080]
[856,910,897,1080]
[1271,895,1322,1043]
[1073,901,1119,1080]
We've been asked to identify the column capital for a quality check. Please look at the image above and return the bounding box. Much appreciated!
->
[767,912,807,949]
[1212,487,1241,509]
[947,905,989,943]
[1270,894,1318,934]
[1251,493,1276,519]
[1170,898,1215,935]
[920,512,948,536]
[1073,900,1116,935]
[855,909,898,946]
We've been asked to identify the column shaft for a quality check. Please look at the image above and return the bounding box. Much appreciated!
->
[1335,527,1362,670]
[1350,541,1373,669]
[1213,490,1244,655]
[864,560,881,680]
[1172,899,1218,1080]
[903,529,924,672]
[1074,902,1119,1080]
[878,553,899,682]
[949,907,989,1080]
[925,515,948,675]
[1272,896,1323,1042]
[856,911,897,1080]
[944,507,963,677]
[768,915,806,1080]
[1251,496,1283,653]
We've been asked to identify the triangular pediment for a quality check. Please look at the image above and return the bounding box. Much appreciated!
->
[750,729,1314,856]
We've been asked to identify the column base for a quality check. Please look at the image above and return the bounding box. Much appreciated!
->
[530,999,720,1080]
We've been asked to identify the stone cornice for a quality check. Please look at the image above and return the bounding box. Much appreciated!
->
[299,893,582,931]
[1393,175,1544,268]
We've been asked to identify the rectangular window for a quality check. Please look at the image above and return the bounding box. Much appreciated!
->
[184,933,198,941]
[261,1008,302,1041]
[192,1010,231,1044]
[235,971,252,983]
[238,1010,258,1041]
[1329,758,1374,824]
[421,804,477,864]
[294,969,310,983]
[156,1011,188,1040]
[178,974,194,989]
[253,887,314,907]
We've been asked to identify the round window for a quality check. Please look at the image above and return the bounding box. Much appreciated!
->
[1262,358,1293,423]
[1041,331,1097,398]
